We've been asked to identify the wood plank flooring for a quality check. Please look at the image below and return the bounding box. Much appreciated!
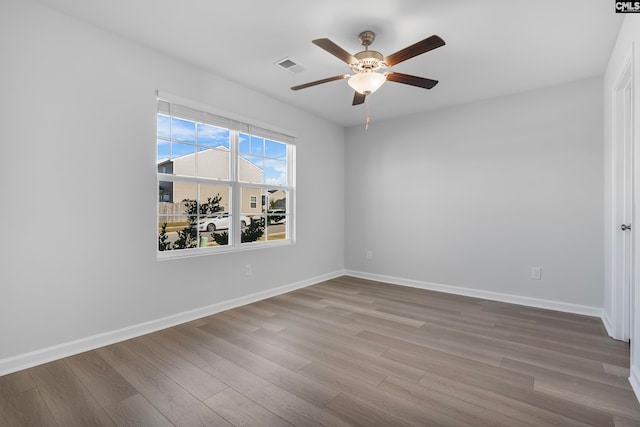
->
[1,276,639,426]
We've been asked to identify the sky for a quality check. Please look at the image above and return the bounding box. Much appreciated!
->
[157,114,288,186]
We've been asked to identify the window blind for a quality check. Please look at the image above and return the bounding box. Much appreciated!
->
[157,94,296,145]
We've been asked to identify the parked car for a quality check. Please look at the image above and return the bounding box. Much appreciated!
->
[193,213,250,232]
[267,209,286,224]
[251,210,286,227]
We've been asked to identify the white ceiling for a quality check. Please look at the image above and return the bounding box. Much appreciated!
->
[35,0,623,128]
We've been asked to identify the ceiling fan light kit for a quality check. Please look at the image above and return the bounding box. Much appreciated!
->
[347,72,386,95]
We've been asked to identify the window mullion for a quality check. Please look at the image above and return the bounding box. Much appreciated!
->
[231,130,241,247]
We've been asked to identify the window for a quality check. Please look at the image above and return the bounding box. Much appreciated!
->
[157,96,295,258]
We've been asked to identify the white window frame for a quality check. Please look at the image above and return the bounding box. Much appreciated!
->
[157,93,296,260]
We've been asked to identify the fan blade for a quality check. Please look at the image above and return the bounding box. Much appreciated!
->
[352,91,366,106]
[386,72,438,89]
[291,74,348,91]
[384,35,445,67]
[312,38,357,65]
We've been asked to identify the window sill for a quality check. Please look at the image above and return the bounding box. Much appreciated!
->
[157,239,294,261]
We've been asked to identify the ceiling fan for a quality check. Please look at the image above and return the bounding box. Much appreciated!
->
[291,31,445,106]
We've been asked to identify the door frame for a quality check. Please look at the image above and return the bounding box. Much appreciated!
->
[611,52,635,342]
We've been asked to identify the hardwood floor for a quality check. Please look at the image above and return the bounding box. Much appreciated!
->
[1,276,639,426]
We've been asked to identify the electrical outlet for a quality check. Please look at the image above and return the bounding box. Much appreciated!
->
[366,250,373,260]
[531,267,542,280]
[245,264,252,276]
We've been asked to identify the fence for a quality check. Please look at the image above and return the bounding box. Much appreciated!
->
[158,201,192,224]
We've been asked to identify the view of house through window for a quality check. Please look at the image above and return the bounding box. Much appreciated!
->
[157,98,294,257]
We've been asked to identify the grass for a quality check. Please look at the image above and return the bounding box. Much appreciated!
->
[201,232,286,246]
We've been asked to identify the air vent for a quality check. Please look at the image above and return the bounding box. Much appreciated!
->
[275,57,306,74]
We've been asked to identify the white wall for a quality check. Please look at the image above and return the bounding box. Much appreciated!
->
[604,14,640,400]
[0,0,345,372]
[345,77,604,311]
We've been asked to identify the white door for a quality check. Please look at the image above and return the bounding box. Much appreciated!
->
[614,60,634,342]
[626,81,635,343]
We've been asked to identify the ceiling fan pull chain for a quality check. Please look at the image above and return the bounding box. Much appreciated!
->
[365,96,371,131]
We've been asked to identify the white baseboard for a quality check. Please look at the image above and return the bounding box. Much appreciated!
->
[0,270,344,377]
[601,311,617,339]
[345,270,604,318]
[631,366,640,404]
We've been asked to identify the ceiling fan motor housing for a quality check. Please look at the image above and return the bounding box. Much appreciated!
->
[351,50,385,73]
[350,31,386,73]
